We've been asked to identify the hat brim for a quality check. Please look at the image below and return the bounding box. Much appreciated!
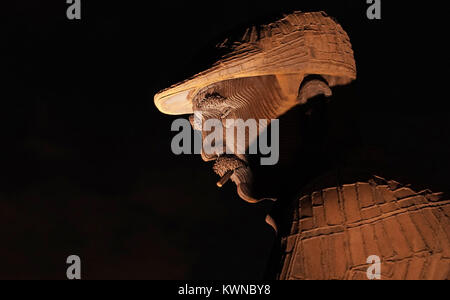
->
[155,89,195,115]
[154,11,357,116]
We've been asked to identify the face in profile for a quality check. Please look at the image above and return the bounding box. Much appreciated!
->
[154,11,356,207]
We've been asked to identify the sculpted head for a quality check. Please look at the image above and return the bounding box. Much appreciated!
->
[154,11,356,212]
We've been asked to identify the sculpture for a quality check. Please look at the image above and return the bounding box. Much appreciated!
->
[154,11,450,280]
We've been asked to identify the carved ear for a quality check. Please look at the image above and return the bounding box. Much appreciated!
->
[297,76,332,105]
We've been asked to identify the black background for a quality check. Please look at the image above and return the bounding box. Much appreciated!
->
[1,1,447,280]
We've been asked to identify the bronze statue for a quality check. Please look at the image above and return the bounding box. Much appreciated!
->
[154,11,450,280]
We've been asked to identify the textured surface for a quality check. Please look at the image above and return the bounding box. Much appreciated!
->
[279,176,450,280]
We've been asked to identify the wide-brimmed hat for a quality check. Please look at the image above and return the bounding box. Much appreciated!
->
[154,11,356,115]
